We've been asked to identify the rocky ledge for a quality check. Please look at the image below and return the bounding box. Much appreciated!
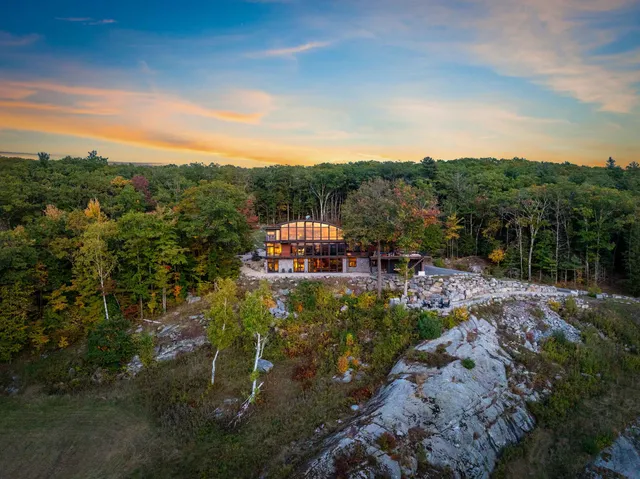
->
[298,301,580,478]
[585,419,640,478]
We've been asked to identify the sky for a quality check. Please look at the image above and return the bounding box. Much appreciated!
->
[1,0,640,167]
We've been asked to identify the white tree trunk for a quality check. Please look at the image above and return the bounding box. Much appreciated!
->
[100,277,110,321]
[377,241,382,299]
[162,287,167,313]
[211,349,219,385]
[250,333,262,399]
[403,266,409,297]
[528,230,535,282]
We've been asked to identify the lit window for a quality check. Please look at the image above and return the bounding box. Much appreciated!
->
[349,258,357,268]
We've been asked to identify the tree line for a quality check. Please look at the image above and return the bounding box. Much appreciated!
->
[1,151,639,361]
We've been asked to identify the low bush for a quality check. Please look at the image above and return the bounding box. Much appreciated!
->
[461,358,476,370]
[541,331,574,365]
[471,302,504,319]
[530,306,545,320]
[134,332,155,367]
[443,307,469,329]
[547,300,561,313]
[86,318,135,370]
[563,297,579,318]
[433,258,446,268]
[587,285,602,297]
[376,432,397,452]
[371,332,412,373]
[417,311,442,340]
[287,280,324,312]
[406,346,456,369]
[581,432,614,455]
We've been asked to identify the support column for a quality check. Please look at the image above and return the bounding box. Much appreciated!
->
[304,258,308,273]
[342,257,347,272]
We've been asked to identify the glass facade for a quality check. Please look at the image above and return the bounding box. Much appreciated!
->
[267,221,343,242]
[265,221,348,259]
[308,258,343,273]
[265,221,364,273]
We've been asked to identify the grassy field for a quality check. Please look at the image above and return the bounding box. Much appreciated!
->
[0,346,377,478]
[0,388,154,478]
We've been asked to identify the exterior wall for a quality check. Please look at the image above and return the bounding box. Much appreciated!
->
[277,259,294,273]
[347,257,370,273]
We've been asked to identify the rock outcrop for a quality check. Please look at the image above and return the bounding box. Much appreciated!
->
[585,419,640,479]
[299,302,579,478]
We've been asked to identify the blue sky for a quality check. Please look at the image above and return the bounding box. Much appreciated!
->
[1,0,640,166]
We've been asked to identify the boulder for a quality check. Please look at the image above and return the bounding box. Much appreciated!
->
[257,359,274,373]
[186,294,201,304]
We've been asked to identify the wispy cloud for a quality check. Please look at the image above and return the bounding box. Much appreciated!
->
[55,17,92,22]
[0,107,327,166]
[0,31,41,47]
[251,41,330,58]
[0,80,272,124]
[55,17,117,25]
[349,0,640,113]
[87,19,117,25]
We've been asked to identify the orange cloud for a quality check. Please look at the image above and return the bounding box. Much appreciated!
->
[1,80,269,124]
[0,100,117,115]
[0,107,329,165]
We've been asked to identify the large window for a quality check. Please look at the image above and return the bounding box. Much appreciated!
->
[265,229,280,241]
[266,243,282,256]
[294,258,305,272]
[309,258,343,273]
[267,260,279,272]
[349,258,357,268]
[268,221,344,242]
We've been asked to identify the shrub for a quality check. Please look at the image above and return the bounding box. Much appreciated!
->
[488,248,506,265]
[582,432,614,455]
[334,444,371,477]
[292,360,317,383]
[490,266,505,278]
[376,432,397,452]
[461,358,476,370]
[86,318,135,370]
[337,355,349,374]
[288,281,323,312]
[530,307,545,321]
[135,332,155,367]
[587,285,602,298]
[406,347,456,369]
[443,307,469,329]
[371,332,411,373]
[548,300,561,313]
[471,302,504,319]
[564,297,579,318]
[542,332,574,365]
[417,311,443,340]
[433,258,446,268]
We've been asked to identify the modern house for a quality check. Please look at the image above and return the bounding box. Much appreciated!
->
[264,220,428,275]
[264,221,369,273]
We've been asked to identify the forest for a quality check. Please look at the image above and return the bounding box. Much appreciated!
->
[1,152,640,362]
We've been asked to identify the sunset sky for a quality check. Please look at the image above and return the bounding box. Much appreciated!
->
[1,0,640,167]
